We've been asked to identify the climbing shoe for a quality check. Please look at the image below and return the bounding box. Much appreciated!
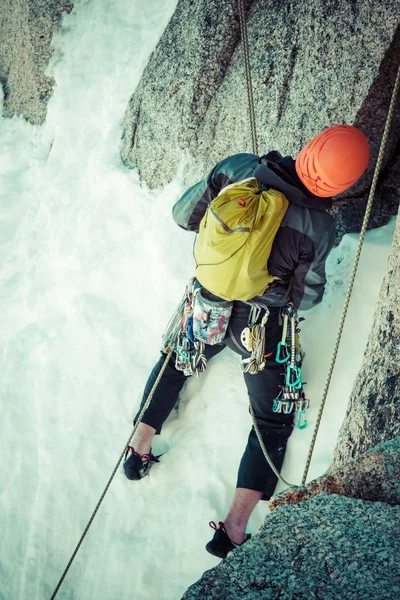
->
[205,521,251,559]
[123,446,159,480]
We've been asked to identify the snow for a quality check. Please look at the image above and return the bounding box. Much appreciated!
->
[0,1,396,599]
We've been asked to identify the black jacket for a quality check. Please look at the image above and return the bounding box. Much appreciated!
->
[172,152,336,310]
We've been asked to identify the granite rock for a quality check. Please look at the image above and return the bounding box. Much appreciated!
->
[333,205,400,467]
[182,493,400,600]
[121,0,400,237]
[0,0,73,125]
[270,437,400,511]
[120,0,253,185]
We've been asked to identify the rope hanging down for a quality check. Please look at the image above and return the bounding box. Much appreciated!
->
[301,61,400,485]
[238,0,258,155]
[49,347,174,600]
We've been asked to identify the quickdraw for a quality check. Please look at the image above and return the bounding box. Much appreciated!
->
[273,305,310,429]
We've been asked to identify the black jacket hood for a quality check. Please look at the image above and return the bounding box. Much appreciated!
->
[254,151,332,211]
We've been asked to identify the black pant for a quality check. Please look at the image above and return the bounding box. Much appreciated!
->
[134,303,294,500]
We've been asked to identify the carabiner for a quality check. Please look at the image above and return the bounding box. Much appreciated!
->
[248,306,261,327]
[272,398,281,413]
[282,401,295,414]
[276,341,290,363]
[297,408,308,430]
[286,364,302,389]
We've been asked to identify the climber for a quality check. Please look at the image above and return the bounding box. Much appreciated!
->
[123,124,370,558]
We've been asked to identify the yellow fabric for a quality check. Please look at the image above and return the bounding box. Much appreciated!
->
[194,178,289,301]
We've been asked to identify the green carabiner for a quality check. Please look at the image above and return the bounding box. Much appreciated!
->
[293,367,302,390]
[276,341,290,363]
[297,408,308,429]
[286,364,302,388]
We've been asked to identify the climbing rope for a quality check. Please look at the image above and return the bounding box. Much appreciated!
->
[238,0,258,155]
[249,402,293,487]
[301,61,400,485]
[49,347,174,600]
[237,0,298,489]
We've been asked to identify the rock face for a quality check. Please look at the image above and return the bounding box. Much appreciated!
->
[270,437,400,511]
[121,0,400,240]
[121,0,253,184]
[182,438,400,599]
[333,206,400,467]
[0,0,73,125]
[182,492,400,600]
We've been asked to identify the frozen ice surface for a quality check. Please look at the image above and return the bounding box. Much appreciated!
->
[0,0,396,599]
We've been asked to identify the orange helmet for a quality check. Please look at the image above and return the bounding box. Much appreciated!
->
[295,125,370,198]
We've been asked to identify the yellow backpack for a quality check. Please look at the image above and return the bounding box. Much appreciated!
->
[194,178,289,301]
